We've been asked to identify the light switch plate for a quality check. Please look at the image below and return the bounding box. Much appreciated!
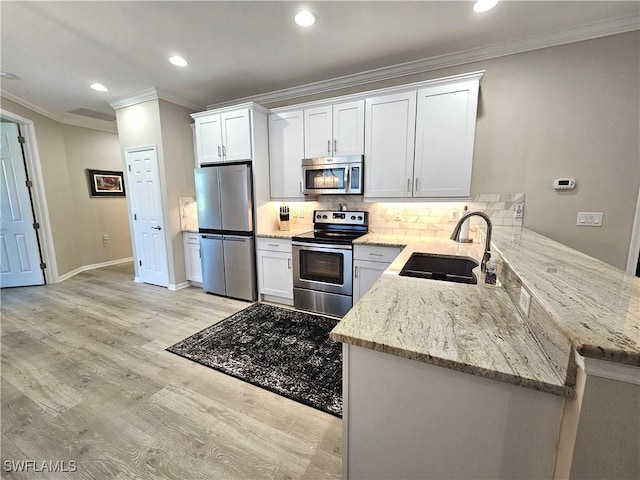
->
[577,212,603,227]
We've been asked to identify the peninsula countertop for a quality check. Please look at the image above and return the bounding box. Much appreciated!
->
[330,227,640,397]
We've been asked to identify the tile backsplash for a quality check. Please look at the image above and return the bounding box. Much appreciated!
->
[266,193,525,239]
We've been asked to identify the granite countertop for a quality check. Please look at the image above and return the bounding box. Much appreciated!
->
[257,227,311,239]
[331,227,640,398]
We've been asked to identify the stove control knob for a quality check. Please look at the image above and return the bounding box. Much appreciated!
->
[316,214,321,219]
[351,215,356,220]
[322,215,327,219]
[358,216,363,220]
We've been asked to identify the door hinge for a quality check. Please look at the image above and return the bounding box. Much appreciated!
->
[40,262,47,270]
[25,180,33,188]
[33,222,40,230]
[18,136,25,144]
[139,260,142,267]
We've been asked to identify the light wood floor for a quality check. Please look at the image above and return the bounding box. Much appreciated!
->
[1,263,342,479]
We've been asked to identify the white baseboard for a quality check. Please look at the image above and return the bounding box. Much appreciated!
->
[168,281,190,291]
[57,257,134,283]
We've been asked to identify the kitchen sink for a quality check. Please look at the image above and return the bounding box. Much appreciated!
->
[399,253,479,284]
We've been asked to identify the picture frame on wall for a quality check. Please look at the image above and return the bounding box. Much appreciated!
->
[87,169,126,197]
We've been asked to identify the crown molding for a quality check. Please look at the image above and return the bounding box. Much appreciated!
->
[109,87,203,111]
[1,88,117,133]
[207,13,640,109]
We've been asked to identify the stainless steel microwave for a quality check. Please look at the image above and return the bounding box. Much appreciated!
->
[301,155,363,195]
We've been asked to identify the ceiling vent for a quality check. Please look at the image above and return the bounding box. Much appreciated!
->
[68,108,116,122]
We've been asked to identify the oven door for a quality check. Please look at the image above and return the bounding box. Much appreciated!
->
[302,165,349,195]
[292,242,353,296]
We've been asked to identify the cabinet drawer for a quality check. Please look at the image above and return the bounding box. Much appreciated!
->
[354,245,401,263]
[184,232,200,244]
[256,237,292,253]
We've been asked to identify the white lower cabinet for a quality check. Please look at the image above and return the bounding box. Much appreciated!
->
[256,238,293,304]
[353,245,401,303]
[183,232,202,283]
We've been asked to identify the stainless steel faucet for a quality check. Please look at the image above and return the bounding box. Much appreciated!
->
[450,211,492,272]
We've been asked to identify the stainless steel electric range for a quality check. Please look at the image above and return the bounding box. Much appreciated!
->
[291,210,368,317]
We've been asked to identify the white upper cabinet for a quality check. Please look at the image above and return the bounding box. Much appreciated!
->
[268,110,304,198]
[304,100,364,158]
[364,91,417,198]
[365,76,480,199]
[194,108,252,164]
[413,80,479,198]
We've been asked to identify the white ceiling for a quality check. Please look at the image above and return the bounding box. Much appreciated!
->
[1,1,638,125]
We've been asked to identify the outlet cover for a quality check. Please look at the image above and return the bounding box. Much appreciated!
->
[518,287,531,317]
[514,203,524,218]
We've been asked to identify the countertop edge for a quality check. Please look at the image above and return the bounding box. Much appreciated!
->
[331,331,575,399]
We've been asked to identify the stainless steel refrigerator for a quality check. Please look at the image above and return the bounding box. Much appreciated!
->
[195,162,257,301]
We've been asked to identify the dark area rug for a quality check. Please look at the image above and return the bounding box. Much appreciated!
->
[166,303,342,417]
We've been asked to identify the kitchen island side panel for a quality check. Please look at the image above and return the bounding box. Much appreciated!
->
[345,344,564,480]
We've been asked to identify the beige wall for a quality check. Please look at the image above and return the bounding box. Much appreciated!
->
[114,99,196,286]
[63,124,131,266]
[158,99,197,284]
[0,97,132,277]
[264,32,640,270]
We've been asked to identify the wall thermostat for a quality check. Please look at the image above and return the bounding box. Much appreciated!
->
[554,178,576,190]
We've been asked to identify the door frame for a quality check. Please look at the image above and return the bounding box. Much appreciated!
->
[123,144,170,286]
[0,108,57,283]
[627,187,640,274]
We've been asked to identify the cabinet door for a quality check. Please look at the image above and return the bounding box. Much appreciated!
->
[195,115,223,165]
[353,260,388,303]
[333,100,365,156]
[221,109,252,162]
[304,105,332,158]
[184,239,202,282]
[414,81,479,197]
[364,91,417,198]
[257,250,293,299]
[269,110,304,198]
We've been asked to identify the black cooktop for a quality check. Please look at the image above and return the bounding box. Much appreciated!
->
[291,229,368,246]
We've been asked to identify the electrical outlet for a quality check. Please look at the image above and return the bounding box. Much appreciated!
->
[394,213,402,221]
[518,287,531,317]
[298,209,304,219]
[449,209,458,221]
[103,234,110,243]
[514,203,524,218]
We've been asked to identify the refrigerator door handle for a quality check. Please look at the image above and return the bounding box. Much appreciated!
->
[223,236,248,242]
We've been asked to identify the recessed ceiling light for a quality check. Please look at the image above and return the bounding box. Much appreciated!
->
[169,55,188,67]
[90,83,108,92]
[294,10,316,27]
[473,0,499,13]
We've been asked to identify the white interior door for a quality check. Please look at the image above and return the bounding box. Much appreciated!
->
[125,147,169,287]
[0,122,44,287]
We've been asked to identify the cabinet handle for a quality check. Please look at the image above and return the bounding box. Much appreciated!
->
[407,178,411,194]
[369,253,383,257]
[268,243,279,247]
[415,178,419,194]
[334,139,337,153]
[217,146,222,158]
[151,225,162,230]
[288,258,292,270]
[327,140,331,154]
[300,181,302,193]
[222,145,227,158]
[354,266,358,278]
